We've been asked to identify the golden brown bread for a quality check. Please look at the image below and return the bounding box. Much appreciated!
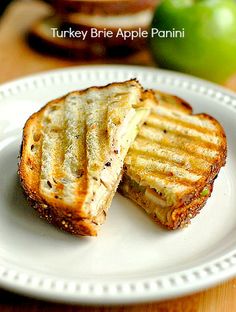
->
[119,90,227,229]
[18,80,151,236]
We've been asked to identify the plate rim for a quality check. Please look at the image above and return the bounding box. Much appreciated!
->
[0,64,236,304]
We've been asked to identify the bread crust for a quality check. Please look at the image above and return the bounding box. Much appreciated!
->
[167,182,214,229]
[20,172,122,236]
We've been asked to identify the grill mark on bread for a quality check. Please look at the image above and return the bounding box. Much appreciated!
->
[125,168,190,194]
[146,119,220,148]
[129,137,212,172]
[84,92,110,211]
[27,116,43,198]
[48,102,66,201]
[127,159,203,186]
[139,127,219,159]
[39,101,65,199]
[150,112,217,135]
[60,93,87,206]
[85,93,109,179]
[127,147,211,175]
[51,131,66,198]
[144,170,204,187]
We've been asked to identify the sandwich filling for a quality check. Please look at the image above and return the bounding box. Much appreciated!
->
[120,173,212,228]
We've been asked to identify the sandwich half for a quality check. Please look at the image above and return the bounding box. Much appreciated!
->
[119,91,227,229]
[19,80,151,236]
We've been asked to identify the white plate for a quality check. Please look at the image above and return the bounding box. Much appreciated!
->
[0,65,236,305]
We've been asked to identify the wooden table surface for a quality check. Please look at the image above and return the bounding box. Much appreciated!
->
[0,1,236,311]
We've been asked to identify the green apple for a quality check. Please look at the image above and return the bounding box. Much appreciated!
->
[149,0,236,83]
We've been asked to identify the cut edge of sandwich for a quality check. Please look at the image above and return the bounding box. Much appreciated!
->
[18,79,151,236]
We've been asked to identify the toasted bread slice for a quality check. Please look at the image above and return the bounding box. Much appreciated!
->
[119,91,227,229]
[19,80,151,236]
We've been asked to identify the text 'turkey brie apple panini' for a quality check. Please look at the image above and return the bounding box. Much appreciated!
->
[119,91,227,229]
[18,80,151,236]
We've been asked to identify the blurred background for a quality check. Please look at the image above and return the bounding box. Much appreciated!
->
[0,0,236,90]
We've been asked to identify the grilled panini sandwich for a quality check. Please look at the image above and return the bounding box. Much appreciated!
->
[119,91,227,229]
[19,80,151,236]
